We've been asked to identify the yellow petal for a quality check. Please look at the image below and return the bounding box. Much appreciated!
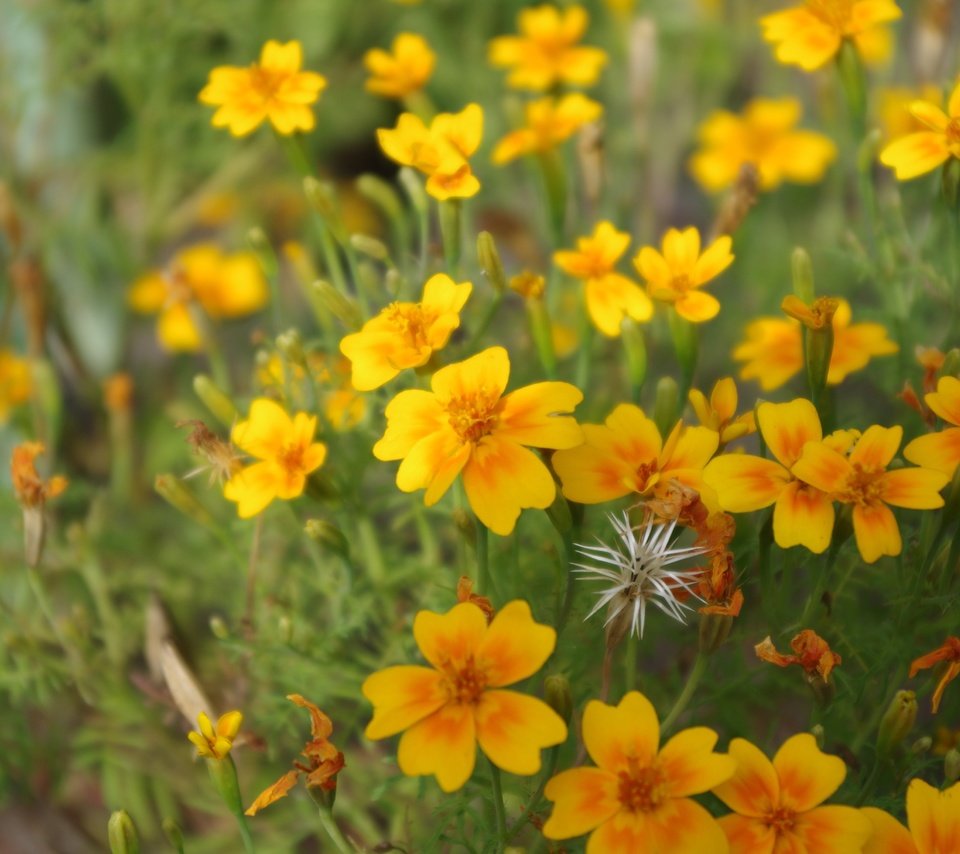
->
[641,797,731,854]
[497,382,584,449]
[703,455,788,512]
[692,235,734,285]
[880,133,951,181]
[718,813,776,853]
[773,481,835,554]
[861,806,917,854]
[659,726,734,797]
[432,346,510,403]
[850,424,902,470]
[906,777,960,854]
[926,376,960,426]
[881,468,948,509]
[475,690,567,775]
[791,442,852,495]
[157,304,203,352]
[395,428,466,495]
[373,390,446,460]
[792,805,874,853]
[582,691,659,773]
[773,733,846,813]
[853,503,902,563]
[232,398,293,458]
[757,399,822,469]
[397,702,476,792]
[713,737,780,818]
[127,272,168,313]
[363,665,448,739]
[675,290,721,323]
[477,600,556,687]
[903,430,960,477]
[414,602,487,671]
[542,767,620,839]
[223,461,281,518]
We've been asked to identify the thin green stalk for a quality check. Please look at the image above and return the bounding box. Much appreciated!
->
[235,814,256,854]
[504,745,560,843]
[796,542,841,628]
[661,652,708,735]
[475,518,490,595]
[439,199,462,274]
[489,759,507,851]
[79,556,125,669]
[317,806,354,854]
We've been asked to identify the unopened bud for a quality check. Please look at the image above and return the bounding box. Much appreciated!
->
[397,167,428,214]
[667,310,698,394]
[305,519,349,556]
[477,231,506,293]
[698,612,733,655]
[209,615,229,640]
[877,690,917,754]
[356,173,404,223]
[545,488,572,536]
[277,615,293,643]
[107,810,140,854]
[350,233,390,262]
[909,736,932,756]
[154,474,216,530]
[544,674,573,724]
[311,280,361,330]
[945,747,960,784]
[276,329,305,366]
[810,724,825,749]
[452,508,475,541]
[621,318,647,394]
[804,670,835,707]
[385,269,404,297]
[193,374,237,428]
[304,177,340,225]
[162,818,185,853]
[653,376,679,439]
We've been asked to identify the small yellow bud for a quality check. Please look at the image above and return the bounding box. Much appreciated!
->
[107,810,140,854]
[350,233,390,262]
[877,690,917,754]
[476,231,506,293]
[945,747,960,784]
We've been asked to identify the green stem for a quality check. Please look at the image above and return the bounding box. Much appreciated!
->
[235,813,256,854]
[475,518,490,596]
[79,555,125,669]
[317,806,354,854]
[504,746,560,843]
[489,759,507,851]
[439,199,462,274]
[661,652,707,735]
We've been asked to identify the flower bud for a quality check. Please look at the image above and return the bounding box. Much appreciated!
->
[476,231,506,293]
[356,173,404,224]
[311,280,361,330]
[698,612,733,655]
[804,670,835,707]
[207,754,245,816]
[193,374,238,428]
[945,747,960,784]
[910,736,932,756]
[545,487,573,536]
[209,615,229,640]
[162,818,185,853]
[836,40,866,133]
[154,474,216,530]
[397,166,428,215]
[810,724,825,749]
[107,810,140,854]
[303,177,342,230]
[620,318,647,395]
[877,690,917,754]
[452,508,476,542]
[652,376,679,439]
[350,233,390,262]
[526,296,556,378]
[544,674,573,724]
[667,310,698,394]
[305,519,350,557]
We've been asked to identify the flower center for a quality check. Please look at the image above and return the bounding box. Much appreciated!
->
[445,390,500,444]
[616,759,667,813]
[384,302,431,346]
[445,655,488,705]
[947,118,960,146]
[764,806,797,834]
[633,460,660,493]
[249,65,285,102]
[277,441,306,476]
[670,273,692,294]
[805,0,853,30]
[840,463,885,506]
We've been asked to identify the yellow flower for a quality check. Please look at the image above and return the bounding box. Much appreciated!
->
[0,349,32,422]
[688,377,756,445]
[543,691,733,851]
[373,346,582,535]
[880,80,960,181]
[339,273,472,390]
[760,0,901,71]
[634,227,734,323]
[377,104,483,201]
[223,398,328,518]
[877,84,945,143]
[904,376,960,476]
[554,221,653,337]
[198,40,326,137]
[732,299,898,391]
[714,733,871,852]
[689,98,837,193]
[364,32,435,100]
[862,778,960,853]
[492,94,603,165]
[488,4,608,92]
[11,442,68,509]
[188,711,243,760]
[362,600,567,792]
[128,244,268,353]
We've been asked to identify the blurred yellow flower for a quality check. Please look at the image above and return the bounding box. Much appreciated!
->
[128,244,268,353]
[492,94,602,165]
[339,273,472,390]
[760,0,901,71]
[223,398,328,518]
[257,353,365,431]
[880,80,960,181]
[634,227,734,323]
[689,98,837,193]
[876,84,944,142]
[488,4,607,92]
[198,40,326,137]
[0,349,31,423]
[377,104,483,200]
[188,711,243,760]
[364,33,435,100]
[863,778,960,854]
[554,221,652,337]
[904,376,960,476]
[688,377,756,445]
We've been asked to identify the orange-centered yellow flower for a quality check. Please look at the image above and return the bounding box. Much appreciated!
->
[373,347,582,535]
[198,40,326,137]
[881,80,960,181]
[492,94,603,165]
[128,244,268,353]
[542,691,733,851]
[910,636,960,714]
[0,349,32,423]
[363,32,435,99]
[714,733,871,852]
[634,227,734,323]
[688,378,756,446]
[760,0,901,71]
[689,98,837,193]
[223,398,328,519]
[339,273,472,390]
[377,104,483,201]
[188,711,243,760]
[792,425,949,564]
[904,376,960,476]
[552,403,718,506]
[554,222,653,337]
[863,778,960,854]
[488,4,608,92]
[362,600,566,792]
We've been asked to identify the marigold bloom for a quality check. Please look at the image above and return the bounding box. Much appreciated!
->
[128,244,268,353]
[714,733,871,852]
[198,40,326,137]
[377,104,483,200]
[488,4,607,92]
[910,637,960,714]
[245,695,344,815]
[492,94,603,165]
[862,778,960,853]
[690,98,837,193]
[223,398,328,519]
[552,403,718,506]
[0,349,31,422]
[881,81,960,181]
[188,711,243,760]
[792,425,949,563]
[363,33,435,99]
[543,691,733,850]
[733,299,897,391]
[877,85,945,143]
[339,274,472,390]
[688,377,756,445]
[362,600,566,792]
[554,222,653,337]
[12,442,68,509]
[373,347,581,535]
[760,0,901,71]
[634,227,734,323]
[756,630,841,682]
[904,376,960,476]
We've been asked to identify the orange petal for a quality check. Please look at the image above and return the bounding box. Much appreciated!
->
[907,777,960,853]
[793,805,873,853]
[589,799,729,854]
[542,767,620,840]
[475,690,567,776]
[718,813,777,854]
[582,691,659,773]
[497,381,584,449]
[850,424,902,470]
[363,665,448,739]
[903,430,960,477]
[397,702,476,792]
[477,600,556,687]
[773,733,846,813]
[773,481,835,554]
[861,806,917,854]
[881,468,948,509]
[880,132,951,181]
[853,503,902,563]
[413,602,487,671]
[791,442,852,495]
[713,737,780,817]
[932,662,960,713]
[703,455,789,512]
[757,399,822,469]
[245,770,301,816]
[659,726,734,797]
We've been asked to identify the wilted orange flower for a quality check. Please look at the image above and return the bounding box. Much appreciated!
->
[188,711,243,760]
[781,294,839,328]
[492,94,603,165]
[339,274,472,390]
[223,398,328,518]
[554,221,653,337]
[760,0,901,71]
[363,33,435,99]
[634,227,734,323]
[756,629,842,682]
[881,79,960,181]
[0,349,31,423]
[456,576,494,622]
[543,691,733,850]
[245,695,345,816]
[690,98,837,193]
[488,4,607,92]
[904,376,960,477]
[362,600,567,792]
[373,346,582,536]
[863,778,960,854]
[198,40,327,136]
[688,377,755,445]
[714,733,871,852]
[12,442,68,509]
[178,420,243,486]
[910,636,960,714]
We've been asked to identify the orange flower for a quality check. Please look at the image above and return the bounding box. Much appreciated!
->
[910,637,960,714]
[688,377,756,445]
[755,629,841,682]
[881,80,960,181]
[492,94,603,165]
[792,425,949,563]
[12,442,68,509]
[904,376,960,477]
[245,695,345,816]
[363,33,435,100]
[362,600,567,792]
[542,691,733,850]
[862,778,960,853]
[714,733,871,852]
